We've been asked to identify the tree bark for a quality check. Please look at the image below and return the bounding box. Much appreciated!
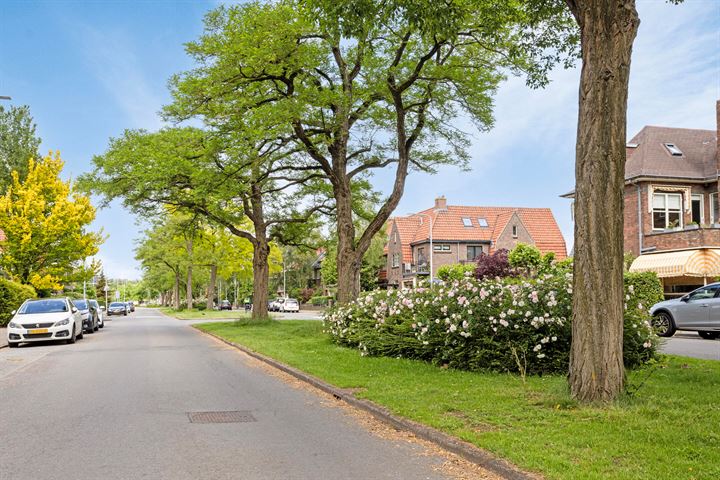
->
[206,264,217,310]
[566,0,639,403]
[185,237,194,310]
[251,239,270,320]
[173,269,181,310]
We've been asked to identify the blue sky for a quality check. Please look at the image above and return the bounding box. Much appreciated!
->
[1,0,718,279]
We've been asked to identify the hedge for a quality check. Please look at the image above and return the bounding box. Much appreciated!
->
[324,271,662,376]
[310,295,333,306]
[0,278,37,327]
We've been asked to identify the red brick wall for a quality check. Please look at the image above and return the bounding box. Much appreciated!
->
[644,227,720,251]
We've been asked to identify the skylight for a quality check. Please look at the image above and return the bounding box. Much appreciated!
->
[462,217,473,227]
[664,143,683,156]
[477,218,488,227]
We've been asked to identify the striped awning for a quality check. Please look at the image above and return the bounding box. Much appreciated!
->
[629,249,720,278]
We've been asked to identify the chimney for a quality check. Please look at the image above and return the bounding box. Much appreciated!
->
[434,195,447,211]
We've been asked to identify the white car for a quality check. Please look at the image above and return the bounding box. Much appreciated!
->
[282,298,300,313]
[6,297,84,347]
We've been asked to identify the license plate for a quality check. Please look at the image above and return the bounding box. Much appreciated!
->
[28,328,48,334]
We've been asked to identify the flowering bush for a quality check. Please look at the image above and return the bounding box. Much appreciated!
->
[324,271,661,375]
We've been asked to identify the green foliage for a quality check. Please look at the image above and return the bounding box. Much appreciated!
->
[436,263,475,282]
[324,271,658,375]
[310,295,333,306]
[0,278,36,327]
[508,243,542,270]
[0,105,41,193]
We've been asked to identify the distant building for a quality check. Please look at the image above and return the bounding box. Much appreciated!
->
[563,100,720,296]
[384,196,567,289]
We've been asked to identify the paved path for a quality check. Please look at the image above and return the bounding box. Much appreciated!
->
[0,308,462,480]
[0,327,6,348]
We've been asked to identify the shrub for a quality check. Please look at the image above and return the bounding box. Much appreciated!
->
[508,243,542,271]
[310,295,333,306]
[0,278,37,327]
[324,272,658,376]
[437,263,475,282]
[474,249,513,280]
[299,288,315,304]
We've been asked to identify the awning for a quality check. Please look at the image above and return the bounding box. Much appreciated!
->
[629,249,720,278]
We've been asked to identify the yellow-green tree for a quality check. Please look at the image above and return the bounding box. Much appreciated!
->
[0,153,103,292]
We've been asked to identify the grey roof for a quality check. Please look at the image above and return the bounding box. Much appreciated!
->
[625,126,717,181]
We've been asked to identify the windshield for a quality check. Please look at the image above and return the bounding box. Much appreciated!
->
[19,299,68,314]
[110,303,124,307]
[74,300,89,310]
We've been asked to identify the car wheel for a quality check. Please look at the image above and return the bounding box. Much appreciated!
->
[8,342,19,348]
[698,331,720,340]
[67,325,77,344]
[93,320,99,332]
[124,312,127,316]
[653,312,676,337]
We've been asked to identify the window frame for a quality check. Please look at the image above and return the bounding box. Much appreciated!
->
[391,253,400,268]
[652,192,683,230]
[691,193,704,225]
[512,225,518,238]
[467,245,483,261]
[711,193,718,224]
[433,244,451,252]
[461,217,473,227]
[477,218,488,227]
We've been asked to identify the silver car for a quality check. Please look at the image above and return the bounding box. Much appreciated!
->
[650,283,720,340]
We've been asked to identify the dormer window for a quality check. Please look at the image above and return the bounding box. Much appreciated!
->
[477,218,488,227]
[664,143,683,156]
[462,217,472,227]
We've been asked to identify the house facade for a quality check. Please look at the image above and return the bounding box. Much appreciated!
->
[385,197,567,289]
[564,100,720,296]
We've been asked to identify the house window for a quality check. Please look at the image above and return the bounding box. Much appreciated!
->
[467,245,483,261]
[391,253,400,268]
[652,192,682,230]
[512,225,518,238]
[417,247,426,264]
[433,244,451,252]
[462,217,473,227]
[664,143,683,156]
[477,218,488,227]
[691,194,704,224]
[711,193,719,224]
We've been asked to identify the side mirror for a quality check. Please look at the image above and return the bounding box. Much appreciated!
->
[71,307,78,313]
[680,296,689,303]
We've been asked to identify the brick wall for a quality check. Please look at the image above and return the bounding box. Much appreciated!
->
[494,212,534,251]
[386,223,403,287]
[644,227,720,251]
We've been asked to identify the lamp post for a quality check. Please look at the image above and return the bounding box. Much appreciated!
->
[410,212,435,288]
[0,96,11,101]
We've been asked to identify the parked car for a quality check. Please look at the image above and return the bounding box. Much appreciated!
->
[72,299,98,334]
[282,298,300,313]
[126,301,135,312]
[6,297,84,347]
[107,302,128,316]
[89,299,104,328]
[219,300,232,311]
[651,283,720,339]
[270,298,285,312]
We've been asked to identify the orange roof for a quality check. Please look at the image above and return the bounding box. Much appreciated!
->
[390,205,567,260]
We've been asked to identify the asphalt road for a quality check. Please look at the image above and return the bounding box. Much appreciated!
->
[0,308,463,480]
[661,332,720,360]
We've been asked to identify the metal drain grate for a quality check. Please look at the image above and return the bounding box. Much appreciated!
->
[187,411,257,424]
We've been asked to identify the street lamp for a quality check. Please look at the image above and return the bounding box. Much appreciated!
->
[409,212,436,288]
[0,96,11,101]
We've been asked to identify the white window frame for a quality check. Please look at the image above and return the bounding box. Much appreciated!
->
[461,217,473,227]
[477,218,488,227]
[691,193,704,224]
[652,192,683,230]
[391,253,400,268]
[711,193,718,224]
[433,244,451,252]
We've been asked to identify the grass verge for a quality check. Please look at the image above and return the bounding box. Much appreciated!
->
[159,307,250,320]
[197,320,719,480]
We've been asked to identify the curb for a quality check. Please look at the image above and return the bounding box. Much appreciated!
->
[195,326,537,480]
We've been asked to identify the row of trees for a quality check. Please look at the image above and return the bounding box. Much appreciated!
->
[83,0,677,403]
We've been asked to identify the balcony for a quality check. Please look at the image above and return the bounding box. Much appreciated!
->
[402,263,430,276]
[643,225,720,252]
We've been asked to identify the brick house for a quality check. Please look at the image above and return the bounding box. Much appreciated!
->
[384,197,567,288]
[563,100,720,296]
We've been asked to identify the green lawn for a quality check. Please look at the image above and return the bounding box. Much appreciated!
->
[197,320,719,480]
[159,307,250,320]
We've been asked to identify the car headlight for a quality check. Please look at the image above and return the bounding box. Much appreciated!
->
[53,318,70,327]
[8,321,21,329]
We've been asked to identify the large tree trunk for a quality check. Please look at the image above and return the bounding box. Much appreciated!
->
[206,264,217,310]
[335,181,361,303]
[173,269,181,310]
[186,238,193,310]
[566,0,639,403]
[251,239,270,320]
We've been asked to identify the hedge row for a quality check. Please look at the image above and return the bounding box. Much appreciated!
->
[0,278,37,327]
[324,271,663,375]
